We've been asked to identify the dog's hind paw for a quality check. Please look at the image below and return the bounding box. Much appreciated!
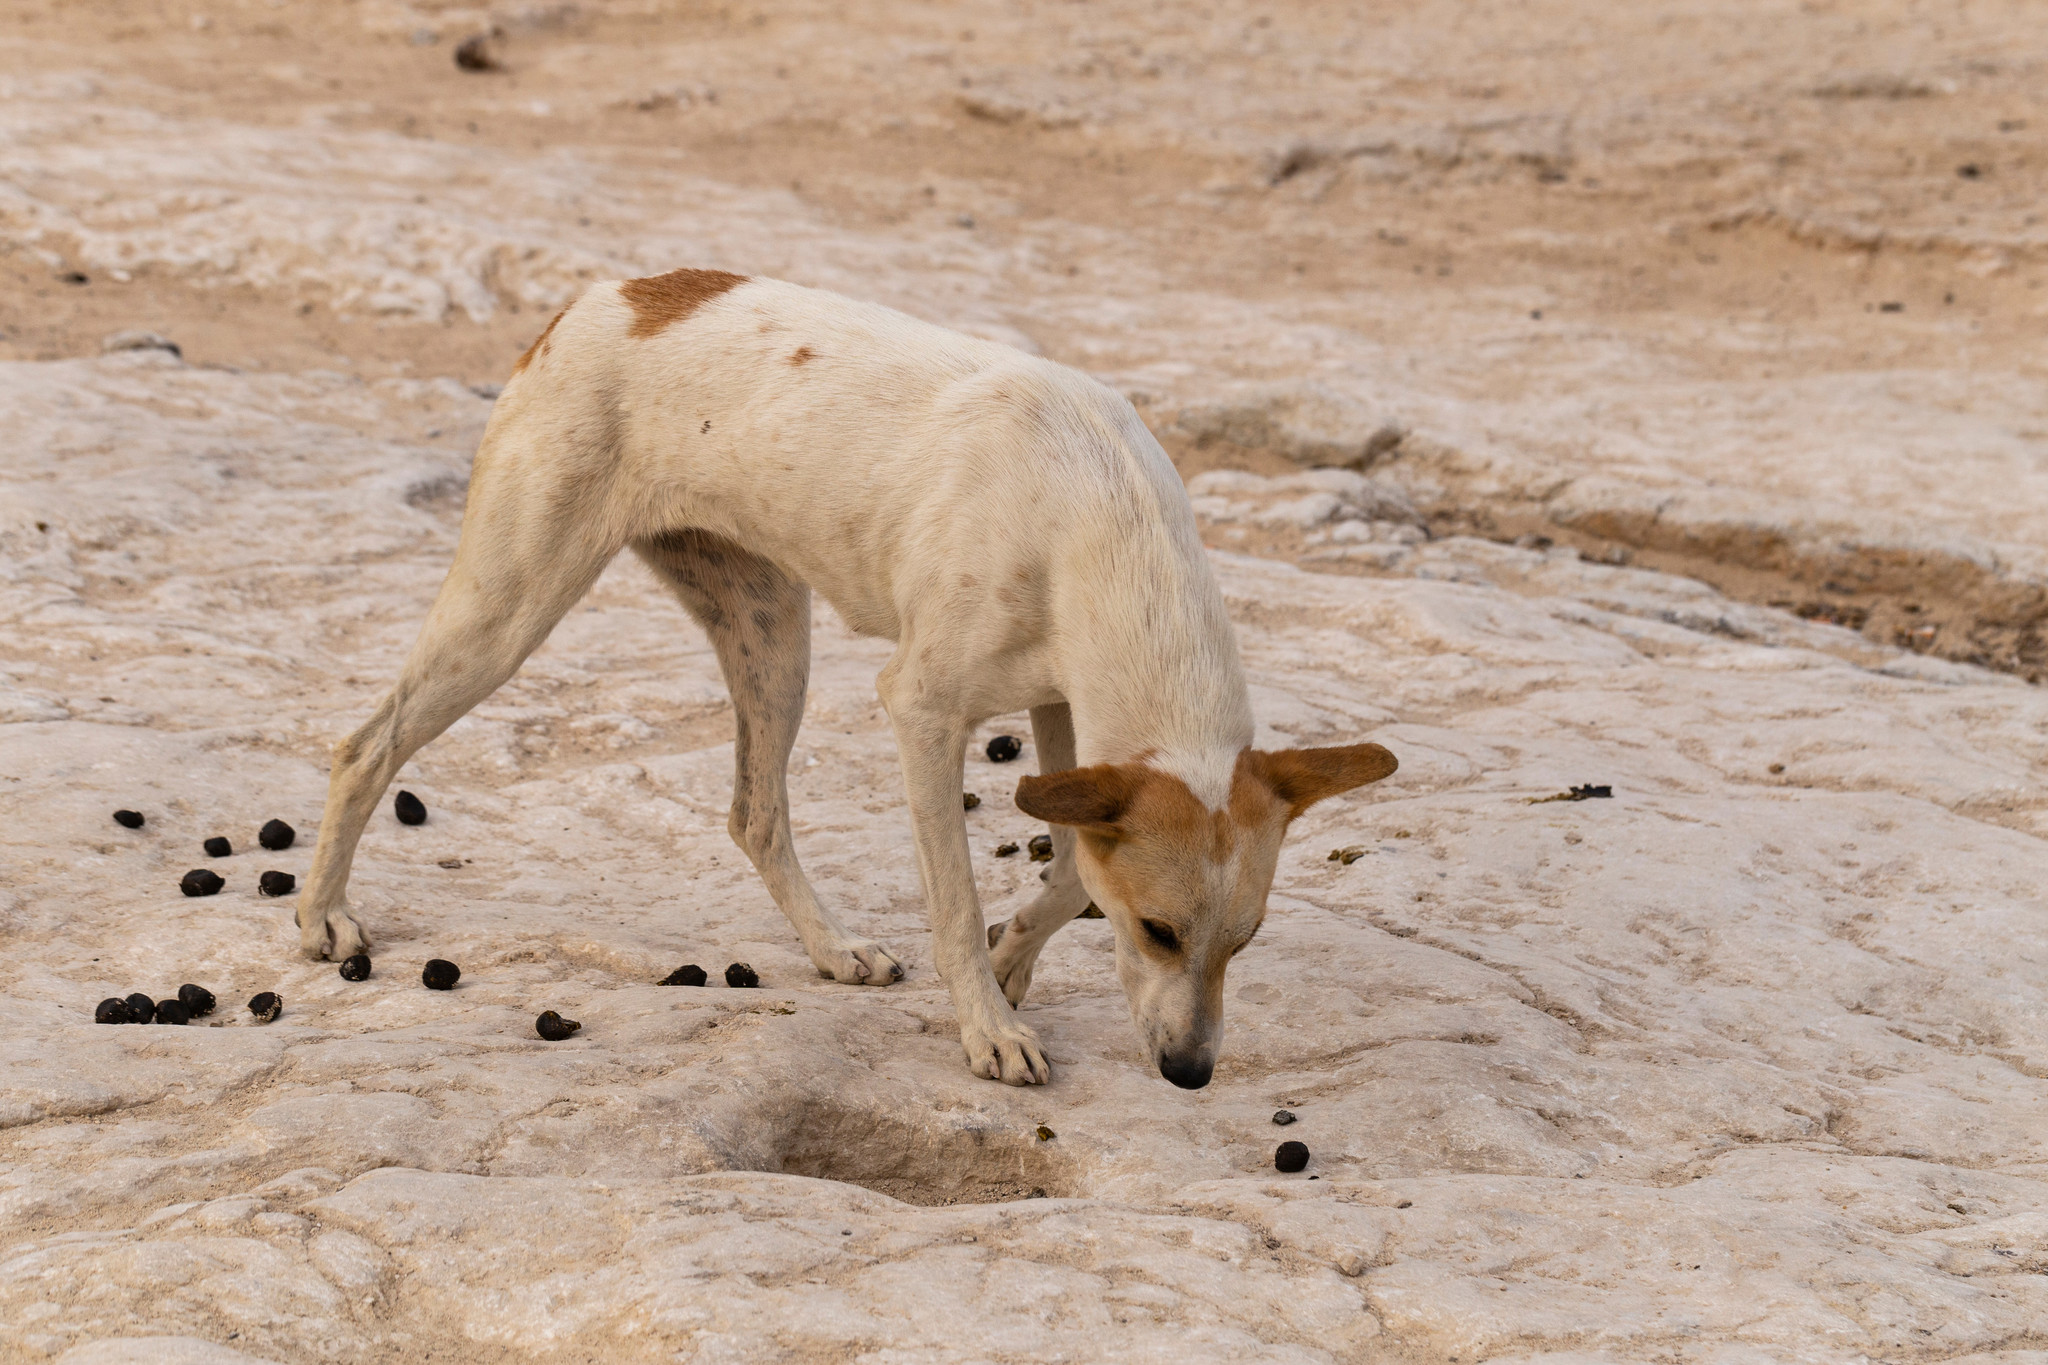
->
[298,905,369,961]
[961,1014,1050,1086]
[811,937,904,986]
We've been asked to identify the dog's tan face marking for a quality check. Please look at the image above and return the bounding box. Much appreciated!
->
[511,307,566,375]
[619,267,747,339]
[1017,742,1397,1088]
[789,345,815,365]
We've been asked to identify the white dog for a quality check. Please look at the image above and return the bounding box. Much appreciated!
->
[297,269,1396,1087]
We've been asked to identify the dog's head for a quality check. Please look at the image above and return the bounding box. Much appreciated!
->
[1015,743,1396,1089]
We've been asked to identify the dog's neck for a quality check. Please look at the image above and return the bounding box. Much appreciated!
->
[1055,488,1255,810]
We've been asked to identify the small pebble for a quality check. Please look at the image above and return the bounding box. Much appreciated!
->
[125,992,156,1022]
[985,735,1022,763]
[422,959,461,990]
[994,841,1020,858]
[258,819,296,851]
[180,868,225,897]
[113,809,145,829]
[248,991,283,1023]
[178,984,216,1016]
[1273,1109,1297,1126]
[394,790,428,825]
[339,954,372,982]
[661,964,709,986]
[724,962,759,988]
[535,1010,581,1041]
[95,998,130,1024]
[1028,834,1053,862]
[203,836,232,858]
[258,870,296,897]
[154,999,191,1025]
[962,792,980,810]
[1275,1140,1310,1173]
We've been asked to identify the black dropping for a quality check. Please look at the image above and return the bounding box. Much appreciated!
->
[258,870,296,897]
[422,958,461,990]
[113,809,145,829]
[180,869,224,897]
[724,962,759,988]
[1570,784,1612,800]
[1027,834,1053,862]
[994,842,1020,858]
[962,792,980,810]
[258,819,296,851]
[661,964,708,987]
[125,992,156,1022]
[339,954,372,982]
[1275,1140,1310,1174]
[248,991,282,1023]
[394,790,428,825]
[535,1010,581,1041]
[1273,1109,1298,1126]
[96,998,130,1024]
[453,33,499,71]
[154,999,191,1025]
[203,836,232,858]
[985,735,1022,763]
[178,984,217,1016]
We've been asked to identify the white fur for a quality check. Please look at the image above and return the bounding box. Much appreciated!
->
[295,273,1256,1085]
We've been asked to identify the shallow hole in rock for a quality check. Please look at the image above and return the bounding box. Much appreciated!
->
[744,1099,1076,1206]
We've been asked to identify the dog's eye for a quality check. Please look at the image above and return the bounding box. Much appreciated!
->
[1140,919,1181,953]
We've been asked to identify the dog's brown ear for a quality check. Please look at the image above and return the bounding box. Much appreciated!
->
[1248,743,1397,819]
[1015,763,1146,832]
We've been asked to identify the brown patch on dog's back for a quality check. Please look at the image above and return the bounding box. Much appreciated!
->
[511,307,566,375]
[789,345,815,365]
[619,268,747,339]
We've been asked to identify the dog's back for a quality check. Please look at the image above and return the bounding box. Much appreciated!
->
[484,270,1203,650]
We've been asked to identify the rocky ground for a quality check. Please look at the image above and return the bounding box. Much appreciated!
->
[3,2,2047,1362]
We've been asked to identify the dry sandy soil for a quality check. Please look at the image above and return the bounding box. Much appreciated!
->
[4,2,2048,1362]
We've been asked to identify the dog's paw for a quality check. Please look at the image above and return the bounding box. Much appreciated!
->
[811,937,904,986]
[961,1013,1050,1086]
[989,931,1038,1007]
[298,904,369,961]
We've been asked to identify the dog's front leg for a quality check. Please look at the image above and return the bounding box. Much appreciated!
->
[881,691,1050,1086]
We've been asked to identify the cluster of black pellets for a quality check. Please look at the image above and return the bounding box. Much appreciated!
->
[95,983,217,1026]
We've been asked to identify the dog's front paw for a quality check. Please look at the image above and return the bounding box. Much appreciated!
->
[811,937,904,986]
[298,903,369,961]
[960,1012,1050,1086]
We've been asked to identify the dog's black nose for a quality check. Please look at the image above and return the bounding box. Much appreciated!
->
[1159,1053,1213,1090]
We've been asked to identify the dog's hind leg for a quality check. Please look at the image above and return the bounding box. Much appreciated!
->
[635,530,903,986]
[988,702,1095,1005]
[296,440,622,959]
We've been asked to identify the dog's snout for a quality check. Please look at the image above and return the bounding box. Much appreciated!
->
[1158,1052,1214,1090]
